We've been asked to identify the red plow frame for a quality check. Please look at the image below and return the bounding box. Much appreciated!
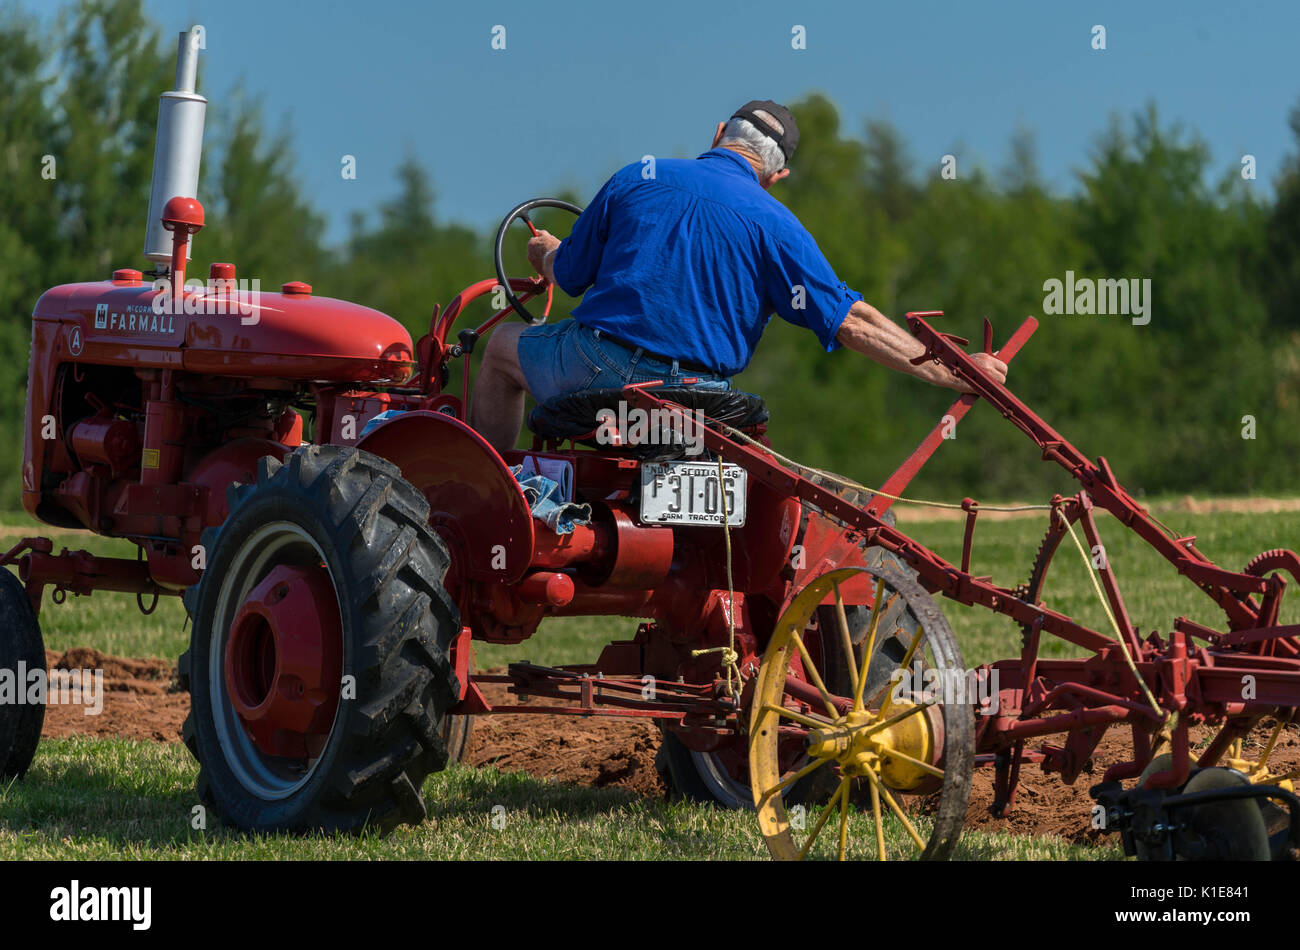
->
[620,312,1300,857]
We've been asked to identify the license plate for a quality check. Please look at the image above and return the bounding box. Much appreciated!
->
[639,461,747,526]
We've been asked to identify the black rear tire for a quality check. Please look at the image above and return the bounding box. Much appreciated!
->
[656,726,779,808]
[0,569,45,779]
[180,445,460,834]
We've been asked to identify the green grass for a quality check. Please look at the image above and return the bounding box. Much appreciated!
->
[1,738,1114,860]
[1,528,191,660]
[1,504,1295,860]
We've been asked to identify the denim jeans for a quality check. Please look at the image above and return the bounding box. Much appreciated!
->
[517,319,731,404]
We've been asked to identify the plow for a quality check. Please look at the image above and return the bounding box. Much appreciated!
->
[1,30,1298,861]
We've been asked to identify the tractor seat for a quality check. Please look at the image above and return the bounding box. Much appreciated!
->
[527,387,769,454]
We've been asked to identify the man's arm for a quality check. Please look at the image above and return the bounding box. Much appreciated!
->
[835,300,1007,393]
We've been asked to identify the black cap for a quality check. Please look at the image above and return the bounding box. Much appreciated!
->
[730,99,799,163]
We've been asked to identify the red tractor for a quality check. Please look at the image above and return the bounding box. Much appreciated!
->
[4,32,1298,860]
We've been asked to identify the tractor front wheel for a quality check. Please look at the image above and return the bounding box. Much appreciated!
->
[181,445,460,834]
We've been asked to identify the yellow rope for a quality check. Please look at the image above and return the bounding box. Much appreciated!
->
[1055,506,1164,720]
[718,423,1052,513]
[691,455,742,698]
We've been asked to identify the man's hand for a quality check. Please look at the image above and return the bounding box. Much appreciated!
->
[957,352,1008,393]
[527,229,562,282]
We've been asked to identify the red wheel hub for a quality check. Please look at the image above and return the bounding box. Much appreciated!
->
[224,564,343,758]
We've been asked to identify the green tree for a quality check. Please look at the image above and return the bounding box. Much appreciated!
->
[0,0,328,507]
[190,91,328,287]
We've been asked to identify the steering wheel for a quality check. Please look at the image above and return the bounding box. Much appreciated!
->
[494,197,583,325]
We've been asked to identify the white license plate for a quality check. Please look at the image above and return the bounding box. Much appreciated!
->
[639,461,747,526]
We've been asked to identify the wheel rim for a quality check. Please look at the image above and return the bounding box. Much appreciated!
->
[209,521,345,800]
[750,567,970,860]
[689,746,757,809]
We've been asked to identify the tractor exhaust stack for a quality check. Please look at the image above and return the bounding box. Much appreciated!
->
[142,29,207,268]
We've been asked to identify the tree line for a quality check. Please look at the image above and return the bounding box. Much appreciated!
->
[1,0,1297,514]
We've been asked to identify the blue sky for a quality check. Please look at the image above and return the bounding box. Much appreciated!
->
[33,0,1299,245]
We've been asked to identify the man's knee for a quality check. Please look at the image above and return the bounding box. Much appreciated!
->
[481,324,529,389]
[482,324,516,363]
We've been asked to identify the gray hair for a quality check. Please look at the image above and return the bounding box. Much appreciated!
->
[718,111,786,178]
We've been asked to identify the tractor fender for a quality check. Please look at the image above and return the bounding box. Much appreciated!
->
[356,410,534,583]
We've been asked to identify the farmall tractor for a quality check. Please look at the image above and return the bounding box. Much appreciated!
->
[2,33,1299,859]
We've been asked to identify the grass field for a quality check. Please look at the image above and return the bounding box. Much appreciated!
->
[2,503,1297,860]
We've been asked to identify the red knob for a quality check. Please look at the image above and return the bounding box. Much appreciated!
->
[161,195,204,233]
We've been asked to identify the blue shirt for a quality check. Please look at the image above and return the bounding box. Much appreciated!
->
[551,148,862,377]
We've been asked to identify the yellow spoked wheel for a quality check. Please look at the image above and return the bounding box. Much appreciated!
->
[749,566,974,860]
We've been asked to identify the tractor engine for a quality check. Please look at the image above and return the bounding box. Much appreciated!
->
[18,29,417,595]
[22,269,417,591]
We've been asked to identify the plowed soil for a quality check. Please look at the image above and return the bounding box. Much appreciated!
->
[40,648,187,743]
[37,649,1300,844]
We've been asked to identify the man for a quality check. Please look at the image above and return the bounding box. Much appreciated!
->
[469,99,1008,450]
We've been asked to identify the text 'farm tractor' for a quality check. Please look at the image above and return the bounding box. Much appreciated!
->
[2,32,1298,860]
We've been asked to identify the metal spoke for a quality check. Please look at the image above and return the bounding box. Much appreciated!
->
[863,680,896,712]
[863,766,926,852]
[789,631,841,719]
[862,701,928,737]
[797,777,847,860]
[878,747,944,780]
[831,580,859,699]
[898,625,924,671]
[870,776,886,861]
[837,780,850,861]
[854,582,893,711]
[860,629,910,709]
[761,703,834,731]
[756,756,831,806]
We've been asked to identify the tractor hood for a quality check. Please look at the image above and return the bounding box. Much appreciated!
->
[33,279,417,385]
